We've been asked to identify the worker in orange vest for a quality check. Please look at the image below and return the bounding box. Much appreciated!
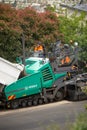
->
[34,42,44,52]
[65,56,70,63]
[61,58,65,65]
[61,56,70,65]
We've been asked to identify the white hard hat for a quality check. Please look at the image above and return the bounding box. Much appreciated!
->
[74,42,78,46]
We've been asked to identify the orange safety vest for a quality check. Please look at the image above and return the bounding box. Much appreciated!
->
[34,45,43,51]
[65,56,70,63]
[61,59,65,65]
[61,56,70,65]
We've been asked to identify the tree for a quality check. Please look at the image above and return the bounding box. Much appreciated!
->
[17,7,60,47]
[58,12,87,68]
[0,3,22,62]
[0,3,61,61]
[45,5,56,12]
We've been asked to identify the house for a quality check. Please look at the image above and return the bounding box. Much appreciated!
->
[60,0,87,19]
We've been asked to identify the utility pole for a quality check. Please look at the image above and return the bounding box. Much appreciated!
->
[21,33,26,65]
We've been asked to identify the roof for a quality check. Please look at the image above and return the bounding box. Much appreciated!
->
[60,3,87,12]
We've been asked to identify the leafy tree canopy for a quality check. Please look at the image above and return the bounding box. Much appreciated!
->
[0,3,60,61]
[58,12,87,66]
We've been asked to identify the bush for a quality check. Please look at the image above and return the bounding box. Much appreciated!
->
[70,112,87,130]
[46,111,87,130]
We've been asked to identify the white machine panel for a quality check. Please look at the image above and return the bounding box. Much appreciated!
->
[0,57,24,85]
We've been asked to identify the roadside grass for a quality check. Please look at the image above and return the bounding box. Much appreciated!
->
[46,111,87,130]
[70,111,87,130]
[46,124,60,130]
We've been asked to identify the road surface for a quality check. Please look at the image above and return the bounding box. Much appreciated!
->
[0,100,87,130]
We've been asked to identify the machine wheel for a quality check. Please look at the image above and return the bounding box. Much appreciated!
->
[67,88,79,101]
[38,99,43,105]
[55,91,64,101]
[44,98,49,104]
[11,101,19,109]
[49,99,54,103]
[21,100,27,107]
[33,100,38,106]
[27,101,32,107]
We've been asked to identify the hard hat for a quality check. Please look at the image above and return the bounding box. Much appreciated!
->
[64,44,69,48]
[70,40,73,43]
[74,42,78,46]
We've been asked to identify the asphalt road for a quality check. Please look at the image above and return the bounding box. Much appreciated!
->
[0,100,87,130]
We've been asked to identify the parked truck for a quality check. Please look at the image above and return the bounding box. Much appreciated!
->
[0,54,87,109]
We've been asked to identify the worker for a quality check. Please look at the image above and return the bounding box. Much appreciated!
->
[34,42,46,58]
[70,40,73,44]
[61,58,65,65]
[65,56,70,64]
[61,56,70,65]
[69,40,74,51]
[71,64,78,70]
[34,42,44,52]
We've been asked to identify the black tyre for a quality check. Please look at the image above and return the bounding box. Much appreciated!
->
[44,98,49,104]
[67,89,79,101]
[27,101,32,107]
[11,101,19,109]
[38,99,43,105]
[49,98,54,103]
[55,91,64,101]
[33,100,38,106]
[21,100,27,107]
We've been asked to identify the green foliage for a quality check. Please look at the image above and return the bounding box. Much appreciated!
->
[58,12,87,67]
[0,29,21,62]
[46,124,60,130]
[0,4,22,62]
[0,3,87,65]
[45,5,56,12]
[0,3,60,61]
[70,112,87,130]
[45,112,87,130]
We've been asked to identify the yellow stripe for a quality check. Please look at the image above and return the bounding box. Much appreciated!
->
[8,95,14,100]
